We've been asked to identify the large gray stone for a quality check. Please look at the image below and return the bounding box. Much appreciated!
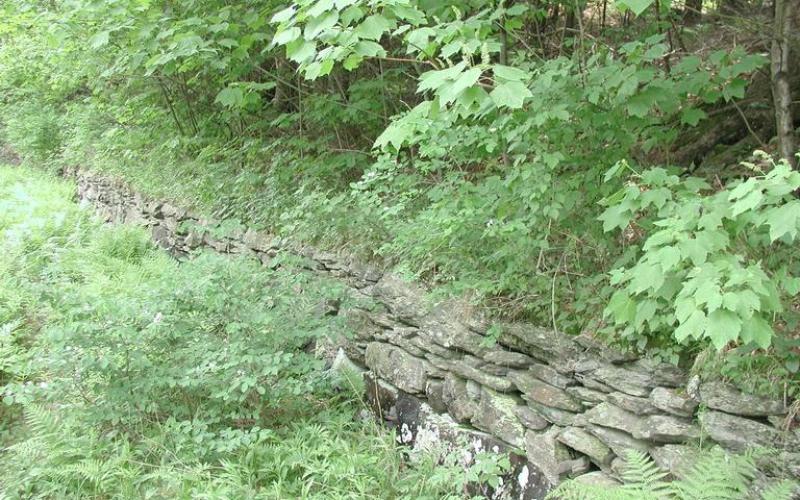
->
[523,399,578,427]
[524,427,572,486]
[607,391,660,415]
[565,386,608,406]
[633,415,700,444]
[483,350,535,368]
[425,379,447,413]
[557,456,591,477]
[498,324,580,370]
[427,355,514,392]
[372,275,427,326]
[589,364,657,397]
[572,471,621,487]
[631,358,687,387]
[649,387,698,417]
[515,405,550,431]
[473,388,526,448]
[699,381,787,417]
[441,373,478,423]
[509,371,582,412]
[557,427,614,467]
[365,342,429,394]
[587,424,650,458]
[580,402,643,435]
[529,363,574,389]
[649,444,701,479]
[699,410,784,452]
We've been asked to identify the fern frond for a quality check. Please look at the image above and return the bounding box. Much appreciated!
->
[619,449,671,499]
[760,480,799,500]
[673,446,753,500]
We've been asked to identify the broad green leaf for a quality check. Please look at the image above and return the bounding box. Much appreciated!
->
[679,235,712,266]
[286,39,316,63]
[706,309,741,350]
[675,309,705,342]
[765,201,800,242]
[354,40,385,57]
[630,263,664,294]
[439,67,482,104]
[341,5,365,26]
[658,246,681,271]
[89,30,110,49]
[355,14,391,41]
[616,0,656,18]
[270,6,296,23]
[606,290,636,323]
[492,65,529,82]
[680,108,706,126]
[489,81,532,109]
[274,27,301,46]
[307,0,335,18]
[740,315,773,349]
[418,62,466,93]
[374,122,411,150]
[598,203,632,232]
[305,11,338,40]
[215,87,244,108]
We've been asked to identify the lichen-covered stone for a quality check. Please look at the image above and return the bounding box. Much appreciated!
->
[699,381,786,417]
[649,387,698,417]
[510,371,582,412]
[473,388,526,448]
[633,415,700,444]
[365,342,429,394]
[557,427,614,467]
[699,410,784,451]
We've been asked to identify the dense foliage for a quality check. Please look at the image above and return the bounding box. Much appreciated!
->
[0,166,507,498]
[0,1,797,394]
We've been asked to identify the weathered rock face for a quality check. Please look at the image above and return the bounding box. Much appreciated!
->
[698,381,787,417]
[68,167,799,498]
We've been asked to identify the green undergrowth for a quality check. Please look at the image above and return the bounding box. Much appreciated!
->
[1,0,798,402]
[0,165,507,499]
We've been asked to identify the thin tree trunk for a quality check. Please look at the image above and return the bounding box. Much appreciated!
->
[771,0,797,167]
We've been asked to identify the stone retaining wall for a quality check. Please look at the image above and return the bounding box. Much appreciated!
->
[66,166,799,498]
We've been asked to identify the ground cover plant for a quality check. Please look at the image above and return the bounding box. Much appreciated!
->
[0,165,510,499]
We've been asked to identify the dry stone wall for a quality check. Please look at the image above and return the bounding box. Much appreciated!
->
[66,166,799,498]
